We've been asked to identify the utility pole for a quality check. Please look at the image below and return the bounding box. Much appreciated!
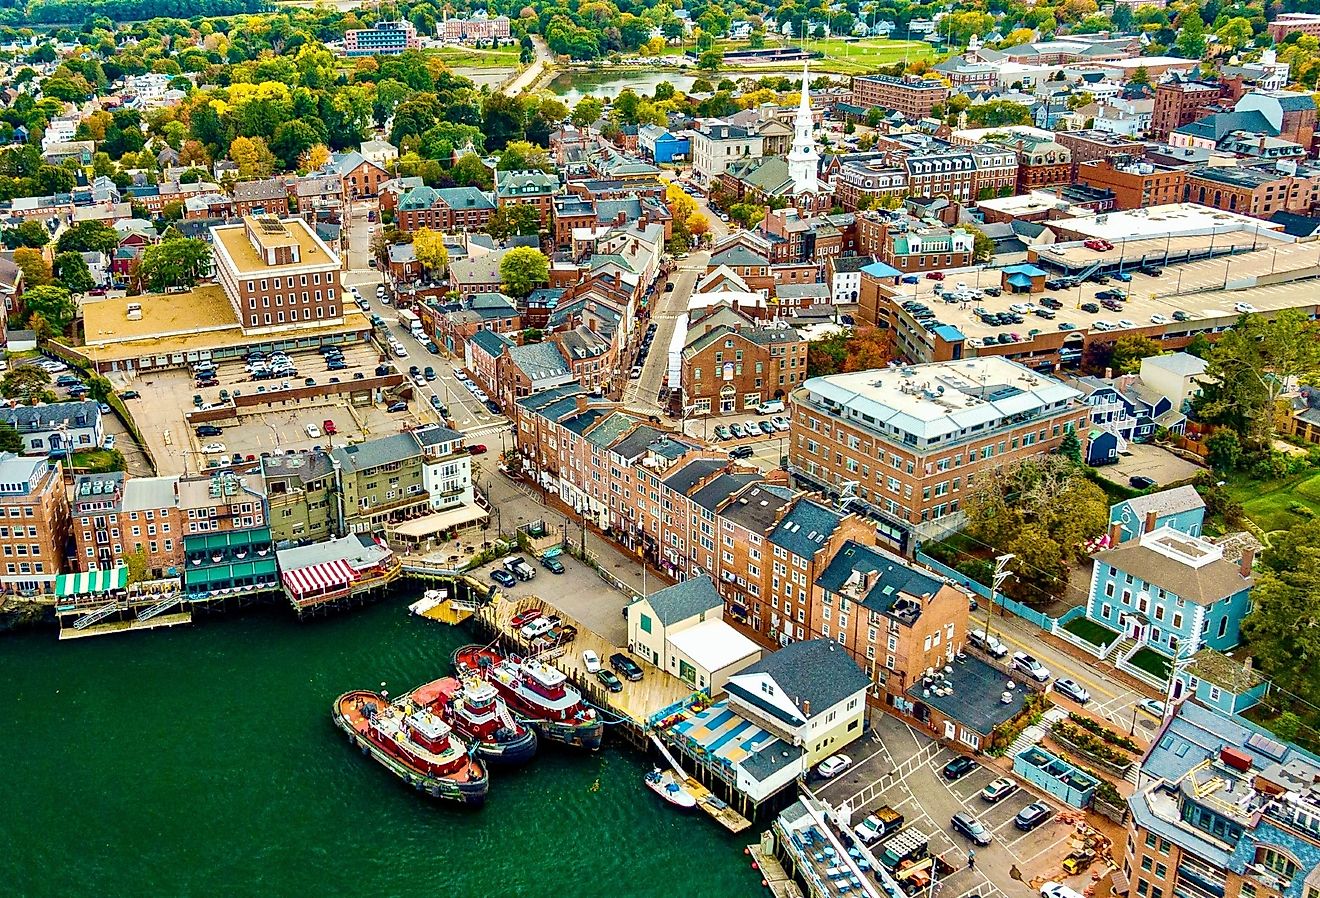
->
[983,552,1014,641]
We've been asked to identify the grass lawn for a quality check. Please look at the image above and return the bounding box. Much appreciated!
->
[429,45,521,68]
[1128,647,1172,680]
[70,449,123,473]
[1224,470,1320,534]
[1062,616,1119,648]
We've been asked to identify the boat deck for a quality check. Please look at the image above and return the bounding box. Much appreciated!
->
[337,692,484,782]
[484,596,693,726]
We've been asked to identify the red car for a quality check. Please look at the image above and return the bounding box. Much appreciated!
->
[510,609,542,629]
[925,271,945,280]
[1084,239,1114,251]
[467,444,488,454]
[323,419,338,435]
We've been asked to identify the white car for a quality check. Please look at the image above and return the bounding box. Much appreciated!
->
[393,344,408,358]
[816,754,853,779]
[376,285,386,297]
[305,424,321,438]
[1011,651,1051,682]
[1137,698,1166,718]
[1118,319,1136,329]
[771,415,790,432]
[1041,883,1086,898]
[1234,302,1257,313]
[201,442,226,454]
[1150,314,1169,325]
[1009,303,1033,314]
[1093,320,1116,331]
[104,434,116,450]
[520,617,554,640]
[582,650,602,673]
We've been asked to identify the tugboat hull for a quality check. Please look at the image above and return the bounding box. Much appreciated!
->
[332,691,489,807]
[529,717,605,751]
[477,726,540,766]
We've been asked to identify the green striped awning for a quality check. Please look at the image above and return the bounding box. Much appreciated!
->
[55,566,129,598]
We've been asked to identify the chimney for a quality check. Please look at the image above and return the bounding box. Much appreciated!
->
[575,395,589,413]
[802,699,811,717]
[1104,367,1113,380]
[1108,521,1123,545]
[1145,510,1157,534]
[1240,547,1255,578]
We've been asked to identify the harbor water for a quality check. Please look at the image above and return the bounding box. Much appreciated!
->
[0,593,762,897]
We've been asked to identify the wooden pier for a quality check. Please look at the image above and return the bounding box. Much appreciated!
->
[751,840,804,898]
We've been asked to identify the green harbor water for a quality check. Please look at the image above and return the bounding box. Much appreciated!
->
[0,594,763,898]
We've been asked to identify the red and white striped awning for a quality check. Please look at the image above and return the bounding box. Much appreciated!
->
[281,559,357,597]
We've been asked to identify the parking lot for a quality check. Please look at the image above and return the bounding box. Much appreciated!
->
[121,339,438,476]
[1093,443,1204,490]
[469,550,630,645]
[815,713,1088,898]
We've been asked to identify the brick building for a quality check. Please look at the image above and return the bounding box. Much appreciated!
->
[1152,78,1226,141]
[680,307,806,415]
[1054,130,1151,178]
[231,178,290,217]
[1268,11,1320,40]
[210,216,343,335]
[1184,164,1320,218]
[395,185,496,232]
[788,358,1087,544]
[72,473,183,576]
[0,453,71,594]
[1077,156,1188,210]
[494,170,558,227]
[851,75,950,119]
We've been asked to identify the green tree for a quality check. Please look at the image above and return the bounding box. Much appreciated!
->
[412,228,450,275]
[496,140,553,173]
[0,420,22,453]
[1241,547,1320,701]
[1129,65,1150,86]
[965,100,1032,127]
[56,220,119,255]
[53,251,95,295]
[487,205,542,241]
[1174,6,1207,59]
[1205,428,1243,472]
[0,364,55,404]
[450,154,493,190]
[1111,335,1161,373]
[1057,428,1082,464]
[698,49,723,71]
[138,238,212,292]
[21,284,76,334]
[1215,16,1254,51]
[13,248,52,288]
[962,224,994,262]
[571,97,605,128]
[499,246,549,298]
[86,374,114,404]
[2,220,49,249]
[728,202,765,229]
[123,548,150,584]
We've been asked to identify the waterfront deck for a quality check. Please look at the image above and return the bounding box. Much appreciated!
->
[751,842,804,898]
[484,596,692,726]
[58,611,194,640]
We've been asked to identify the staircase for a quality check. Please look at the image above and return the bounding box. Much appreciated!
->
[496,700,518,733]
[136,593,182,622]
[1104,636,1138,663]
[1006,707,1068,759]
[73,600,126,630]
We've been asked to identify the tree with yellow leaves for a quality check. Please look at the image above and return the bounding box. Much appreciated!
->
[229,136,276,179]
[686,212,710,239]
[413,228,450,277]
[299,144,331,172]
[666,182,697,221]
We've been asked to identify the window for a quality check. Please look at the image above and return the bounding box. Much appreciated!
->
[639,613,652,634]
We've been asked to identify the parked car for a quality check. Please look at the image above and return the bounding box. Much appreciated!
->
[950,812,993,846]
[1041,884,1086,898]
[596,668,624,693]
[942,756,977,781]
[968,627,1009,658]
[510,610,541,628]
[1080,302,1101,314]
[200,443,227,454]
[981,777,1019,803]
[305,424,321,438]
[386,400,408,413]
[757,420,776,435]
[1015,801,1053,831]
[195,425,223,438]
[1137,698,1166,718]
[1114,271,1132,282]
[1053,678,1091,704]
[1172,310,1192,322]
[853,807,904,844]
[121,390,140,400]
[582,650,602,673]
[491,569,517,588]
[1040,297,1063,310]
[729,446,754,459]
[771,415,790,432]
[1129,475,1156,489]
[729,423,747,439]
[1083,238,1114,251]
[322,420,337,435]
[816,754,854,779]
[467,444,488,455]
[925,271,945,280]
[1011,651,1051,682]
[609,652,643,681]
[520,616,555,639]
[713,425,732,441]
[540,555,565,574]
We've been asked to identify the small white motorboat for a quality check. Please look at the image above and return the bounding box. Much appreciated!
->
[644,766,697,809]
[408,590,446,617]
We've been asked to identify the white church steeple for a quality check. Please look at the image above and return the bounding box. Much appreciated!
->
[787,62,820,195]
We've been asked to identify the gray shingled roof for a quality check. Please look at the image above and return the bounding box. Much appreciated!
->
[727,638,870,726]
[768,498,842,558]
[643,574,723,626]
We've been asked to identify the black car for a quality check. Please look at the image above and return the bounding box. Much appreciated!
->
[1045,278,1066,290]
[1040,297,1063,310]
[1090,274,1110,285]
[1014,801,1053,831]
[386,400,408,413]
[375,365,393,376]
[983,286,1002,297]
[490,568,517,588]
[942,756,977,781]
[327,360,347,371]
[729,446,754,459]
[195,424,223,437]
[596,668,624,693]
[1080,302,1101,314]
[1172,310,1191,321]
[541,556,565,574]
[1143,267,1163,277]
[1129,475,1156,489]
[120,390,140,400]
[485,400,501,415]
[1034,308,1055,320]
[610,652,644,681]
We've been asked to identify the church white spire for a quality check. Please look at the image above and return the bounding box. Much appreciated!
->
[787,61,820,195]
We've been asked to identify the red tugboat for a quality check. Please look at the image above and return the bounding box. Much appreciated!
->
[333,688,488,806]
[453,644,605,751]
[411,676,539,767]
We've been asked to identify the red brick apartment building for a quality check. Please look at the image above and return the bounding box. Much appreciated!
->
[851,75,950,119]
[680,307,807,414]
[0,453,70,593]
[210,216,343,335]
[788,358,1087,540]
[1151,79,1226,141]
[73,473,184,576]
[1078,156,1188,209]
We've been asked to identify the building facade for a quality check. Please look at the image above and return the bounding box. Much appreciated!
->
[210,216,343,335]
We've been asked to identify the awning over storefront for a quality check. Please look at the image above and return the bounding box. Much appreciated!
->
[390,505,488,539]
[281,558,356,598]
[55,566,128,598]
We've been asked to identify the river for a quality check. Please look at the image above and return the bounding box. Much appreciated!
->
[0,595,762,897]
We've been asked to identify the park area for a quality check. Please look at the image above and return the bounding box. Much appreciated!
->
[1224,469,1320,535]
[769,37,936,74]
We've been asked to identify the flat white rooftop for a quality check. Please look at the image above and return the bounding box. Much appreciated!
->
[1049,203,1285,242]
[800,357,1081,443]
[667,618,763,673]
